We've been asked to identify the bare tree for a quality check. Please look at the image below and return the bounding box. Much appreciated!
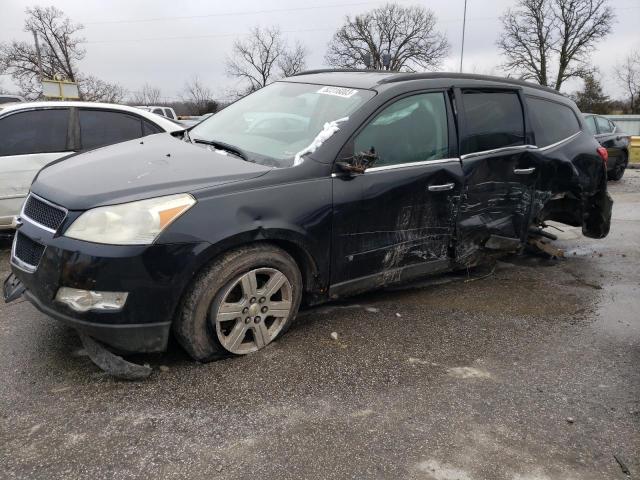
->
[80,75,127,103]
[614,51,640,113]
[498,0,615,91]
[0,6,128,102]
[181,76,218,115]
[325,4,449,72]
[131,83,162,105]
[278,41,307,78]
[226,26,307,95]
[497,0,554,86]
[0,6,85,98]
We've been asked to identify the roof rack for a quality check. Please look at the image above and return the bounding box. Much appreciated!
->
[292,69,561,96]
[377,72,561,95]
[292,68,392,76]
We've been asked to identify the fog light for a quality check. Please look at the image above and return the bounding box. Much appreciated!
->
[55,287,128,312]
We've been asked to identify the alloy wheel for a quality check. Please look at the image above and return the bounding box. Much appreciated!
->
[213,268,293,354]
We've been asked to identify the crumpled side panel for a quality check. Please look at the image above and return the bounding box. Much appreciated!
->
[455,180,532,265]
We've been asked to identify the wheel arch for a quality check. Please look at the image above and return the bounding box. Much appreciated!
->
[189,229,327,302]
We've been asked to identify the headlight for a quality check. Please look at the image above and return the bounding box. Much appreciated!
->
[65,193,196,245]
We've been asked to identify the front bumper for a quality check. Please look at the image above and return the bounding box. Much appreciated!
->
[8,220,208,353]
[24,287,171,352]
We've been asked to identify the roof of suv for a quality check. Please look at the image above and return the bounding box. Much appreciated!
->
[288,69,561,95]
[0,101,183,133]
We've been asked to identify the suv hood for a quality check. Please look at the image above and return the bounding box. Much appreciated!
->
[30,133,271,210]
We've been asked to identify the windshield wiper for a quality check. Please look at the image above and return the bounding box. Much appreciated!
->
[193,139,252,162]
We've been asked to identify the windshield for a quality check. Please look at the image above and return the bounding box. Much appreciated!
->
[190,82,375,167]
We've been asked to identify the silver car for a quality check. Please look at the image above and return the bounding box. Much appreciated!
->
[0,102,183,230]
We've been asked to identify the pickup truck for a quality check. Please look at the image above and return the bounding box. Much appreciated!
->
[134,105,178,121]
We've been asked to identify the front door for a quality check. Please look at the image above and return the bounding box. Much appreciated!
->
[330,91,463,297]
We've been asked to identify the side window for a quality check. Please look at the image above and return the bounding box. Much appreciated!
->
[595,116,613,133]
[0,109,69,156]
[164,108,176,120]
[584,115,597,135]
[79,110,143,150]
[354,92,449,167]
[461,90,524,154]
[152,108,164,116]
[526,96,581,147]
[142,120,162,136]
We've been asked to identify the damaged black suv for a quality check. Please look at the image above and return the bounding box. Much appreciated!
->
[5,71,612,362]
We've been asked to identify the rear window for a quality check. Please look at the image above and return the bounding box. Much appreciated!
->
[596,116,613,134]
[526,96,580,147]
[584,115,597,135]
[461,90,525,154]
[0,109,69,156]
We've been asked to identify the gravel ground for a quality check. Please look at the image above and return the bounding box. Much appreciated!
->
[1,171,638,480]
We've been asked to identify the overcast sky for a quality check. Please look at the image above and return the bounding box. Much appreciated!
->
[1,0,639,101]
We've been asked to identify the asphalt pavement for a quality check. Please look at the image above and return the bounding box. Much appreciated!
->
[1,171,638,480]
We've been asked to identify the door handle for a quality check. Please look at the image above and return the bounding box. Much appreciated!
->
[514,167,536,175]
[428,183,455,192]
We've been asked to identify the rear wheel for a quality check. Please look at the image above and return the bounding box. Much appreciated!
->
[173,244,303,361]
[608,151,628,181]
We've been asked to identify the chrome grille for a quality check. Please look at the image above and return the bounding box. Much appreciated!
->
[22,194,67,231]
[13,232,45,271]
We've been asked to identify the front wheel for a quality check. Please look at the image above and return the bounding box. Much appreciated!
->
[173,244,303,361]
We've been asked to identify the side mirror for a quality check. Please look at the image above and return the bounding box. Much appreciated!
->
[336,151,378,175]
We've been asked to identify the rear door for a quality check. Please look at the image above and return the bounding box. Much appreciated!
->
[0,108,73,220]
[330,91,463,296]
[455,88,538,263]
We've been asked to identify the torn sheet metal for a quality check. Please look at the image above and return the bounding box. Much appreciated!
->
[79,332,152,380]
[528,237,565,258]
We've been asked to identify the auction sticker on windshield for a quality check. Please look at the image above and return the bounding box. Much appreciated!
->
[317,86,358,98]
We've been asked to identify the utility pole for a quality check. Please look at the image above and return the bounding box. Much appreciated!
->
[32,29,44,80]
[459,0,467,73]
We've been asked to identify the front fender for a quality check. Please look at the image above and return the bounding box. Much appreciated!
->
[158,176,334,295]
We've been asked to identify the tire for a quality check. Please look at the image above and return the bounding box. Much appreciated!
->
[608,151,627,181]
[173,244,303,362]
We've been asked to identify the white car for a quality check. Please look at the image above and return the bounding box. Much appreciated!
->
[0,102,183,230]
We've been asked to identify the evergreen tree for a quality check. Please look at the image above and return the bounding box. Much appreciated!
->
[572,73,610,113]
